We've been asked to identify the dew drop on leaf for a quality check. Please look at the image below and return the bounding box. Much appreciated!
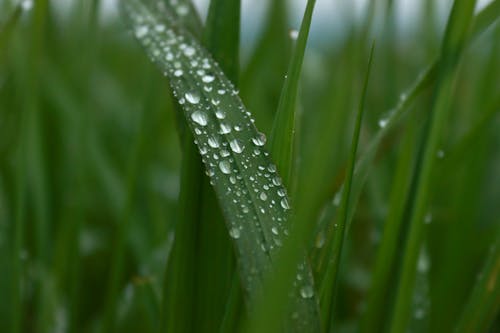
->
[191,111,208,126]
[229,227,241,239]
[185,90,201,104]
[219,160,231,174]
[300,285,314,299]
[230,139,244,154]
[252,132,267,146]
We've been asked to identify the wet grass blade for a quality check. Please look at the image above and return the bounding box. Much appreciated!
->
[359,114,419,333]
[389,1,477,331]
[121,1,320,331]
[268,0,316,187]
[455,230,500,333]
[319,43,375,333]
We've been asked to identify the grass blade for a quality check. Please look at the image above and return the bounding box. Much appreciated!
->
[359,113,420,333]
[121,1,320,330]
[389,1,478,331]
[318,42,375,333]
[268,0,316,187]
[455,230,500,333]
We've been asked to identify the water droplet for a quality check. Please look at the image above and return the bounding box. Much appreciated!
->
[135,25,149,38]
[280,198,290,210]
[155,24,166,32]
[414,308,425,319]
[219,123,231,134]
[191,111,208,126]
[183,46,196,57]
[208,136,220,148]
[378,118,388,128]
[229,227,240,239]
[21,0,33,11]
[333,191,341,206]
[215,109,226,119]
[174,69,183,77]
[315,231,325,248]
[176,4,189,16]
[300,285,314,299]
[230,139,244,153]
[202,74,215,83]
[219,160,231,174]
[437,150,445,158]
[271,227,279,235]
[185,91,200,104]
[259,192,268,201]
[289,29,299,40]
[252,132,267,146]
[424,212,432,224]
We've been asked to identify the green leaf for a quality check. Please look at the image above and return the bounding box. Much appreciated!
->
[269,0,316,187]
[389,1,478,331]
[318,42,375,333]
[455,230,500,333]
[121,1,320,331]
[359,113,420,333]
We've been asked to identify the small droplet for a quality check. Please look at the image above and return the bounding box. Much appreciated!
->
[191,111,208,126]
[176,4,189,16]
[271,227,279,235]
[289,29,299,40]
[300,285,314,299]
[202,74,215,83]
[183,46,196,57]
[259,192,268,201]
[185,91,200,104]
[208,136,220,148]
[220,123,232,134]
[174,69,183,77]
[378,118,388,128]
[424,213,432,224]
[219,160,231,174]
[252,132,267,146]
[229,227,241,239]
[280,198,290,210]
[21,0,33,11]
[215,109,226,119]
[230,139,244,153]
[437,150,445,159]
[154,24,166,32]
[135,25,149,38]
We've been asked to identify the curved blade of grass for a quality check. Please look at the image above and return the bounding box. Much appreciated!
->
[359,114,419,333]
[319,42,375,333]
[389,1,477,331]
[455,230,500,333]
[121,1,320,331]
[313,0,500,269]
[268,0,316,187]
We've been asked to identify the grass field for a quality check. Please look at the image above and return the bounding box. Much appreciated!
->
[0,0,499,332]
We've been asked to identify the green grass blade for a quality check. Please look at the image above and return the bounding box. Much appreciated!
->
[121,1,320,331]
[204,0,240,83]
[318,43,375,333]
[313,0,499,265]
[268,0,316,187]
[359,114,419,333]
[455,230,500,333]
[0,4,22,54]
[389,1,477,332]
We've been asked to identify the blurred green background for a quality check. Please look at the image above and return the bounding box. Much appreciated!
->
[0,0,498,332]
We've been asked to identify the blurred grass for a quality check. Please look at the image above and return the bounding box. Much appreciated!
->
[0,0,499,332]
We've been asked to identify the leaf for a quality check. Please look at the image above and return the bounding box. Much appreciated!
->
[121,0,320,331]
[455,231,500,333]
[389,0,478,331]
[269,0,316,187]
[318,42,375,333]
